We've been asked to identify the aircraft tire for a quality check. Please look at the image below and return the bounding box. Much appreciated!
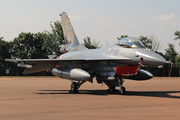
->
[70,82,78,93]
[120,86,126,95]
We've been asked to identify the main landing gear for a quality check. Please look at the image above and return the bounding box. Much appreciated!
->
[70,82,78,93]
[69,81,86,93]
[69,77,126,95]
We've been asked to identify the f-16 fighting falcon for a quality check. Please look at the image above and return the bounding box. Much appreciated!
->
[5,12,170,95]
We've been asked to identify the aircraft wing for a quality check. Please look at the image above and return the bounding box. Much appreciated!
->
[85,57,132,61]
[5,58,85,74]
[5,57,132,74]
[5,58,85,63]
[5,57,132,63]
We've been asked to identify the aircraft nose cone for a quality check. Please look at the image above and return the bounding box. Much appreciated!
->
[136,49,168,66]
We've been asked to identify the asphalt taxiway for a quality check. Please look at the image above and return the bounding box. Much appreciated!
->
[0,77,180,120]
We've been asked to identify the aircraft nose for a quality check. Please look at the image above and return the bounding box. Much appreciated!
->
[136,49,168,66]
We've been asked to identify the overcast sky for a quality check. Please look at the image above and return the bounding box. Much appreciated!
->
[1,0,180,53]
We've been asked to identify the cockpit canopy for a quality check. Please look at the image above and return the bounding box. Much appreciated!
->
[116,37,146,48]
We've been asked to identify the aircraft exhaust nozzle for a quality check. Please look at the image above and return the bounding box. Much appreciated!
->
[52,68,91,81]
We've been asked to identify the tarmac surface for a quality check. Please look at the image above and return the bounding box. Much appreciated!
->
[0,77,180,120]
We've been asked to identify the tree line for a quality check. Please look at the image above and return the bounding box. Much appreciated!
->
[0,21,64,76]
[0,20,180,76]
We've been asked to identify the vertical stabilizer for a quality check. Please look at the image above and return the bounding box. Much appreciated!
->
[60,12,79,45]
[60,12,87,51]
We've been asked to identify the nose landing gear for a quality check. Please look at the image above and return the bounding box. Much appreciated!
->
[106,76,126,95]
[119,77,126,95]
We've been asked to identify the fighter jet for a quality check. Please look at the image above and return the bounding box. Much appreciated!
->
[5,12,169,95]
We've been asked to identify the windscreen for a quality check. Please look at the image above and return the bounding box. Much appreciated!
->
[116,37,145,48]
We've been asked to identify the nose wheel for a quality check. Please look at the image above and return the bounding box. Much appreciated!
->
[119,77,126,95]
[119,86,126,95]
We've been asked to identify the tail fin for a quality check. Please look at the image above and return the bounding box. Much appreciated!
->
[60,12,79,45]
[60,12,87,51]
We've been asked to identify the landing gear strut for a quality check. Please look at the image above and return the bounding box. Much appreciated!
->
[119,77,126,95]
[69,81,86,93]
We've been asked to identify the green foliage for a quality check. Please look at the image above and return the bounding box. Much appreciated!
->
[138,35,161,51]
[12,21,64,59]
[43,21,64,55]
[174,55,180,68]
[0,37,13,60]
[164,43,178,63]
[174,30,180,40]
[0,37,13,75]
[138,35,152,50]
[117,35,128,40]
[174,30,180,46]
[12,32,47,59]
[82,36,100,49]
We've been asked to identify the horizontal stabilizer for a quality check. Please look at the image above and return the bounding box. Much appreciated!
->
[48,54,57,59]
[5,59,19,63]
